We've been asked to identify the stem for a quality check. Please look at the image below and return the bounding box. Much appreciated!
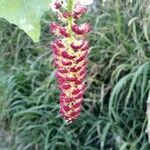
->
[67,0,74,12]
[146,81,150,143]
[67,0,75,41]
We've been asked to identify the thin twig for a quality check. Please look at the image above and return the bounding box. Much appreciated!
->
[146,81,150,143]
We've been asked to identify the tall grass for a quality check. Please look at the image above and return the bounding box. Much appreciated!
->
[0,0,149,149]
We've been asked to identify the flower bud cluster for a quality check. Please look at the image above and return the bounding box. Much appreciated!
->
[50,0,90,123]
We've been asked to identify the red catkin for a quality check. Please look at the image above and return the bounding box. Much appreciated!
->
[50,0,91,123]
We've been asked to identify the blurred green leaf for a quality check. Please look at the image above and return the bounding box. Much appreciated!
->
[0,0,51,42]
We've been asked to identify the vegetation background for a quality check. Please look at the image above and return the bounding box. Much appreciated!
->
[0,0,150,149]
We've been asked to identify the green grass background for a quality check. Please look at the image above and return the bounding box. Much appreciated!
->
[0,0,150,149]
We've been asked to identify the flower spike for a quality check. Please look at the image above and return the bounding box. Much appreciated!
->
[50,0,91,123]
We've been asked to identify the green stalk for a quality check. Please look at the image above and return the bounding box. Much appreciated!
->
[67,0,75,12]
[67,0,75,41]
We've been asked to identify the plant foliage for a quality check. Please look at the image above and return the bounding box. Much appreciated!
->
[0,0,51,42]
[0,0,150,149]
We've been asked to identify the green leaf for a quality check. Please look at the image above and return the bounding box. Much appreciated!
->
[0,0,51,42]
